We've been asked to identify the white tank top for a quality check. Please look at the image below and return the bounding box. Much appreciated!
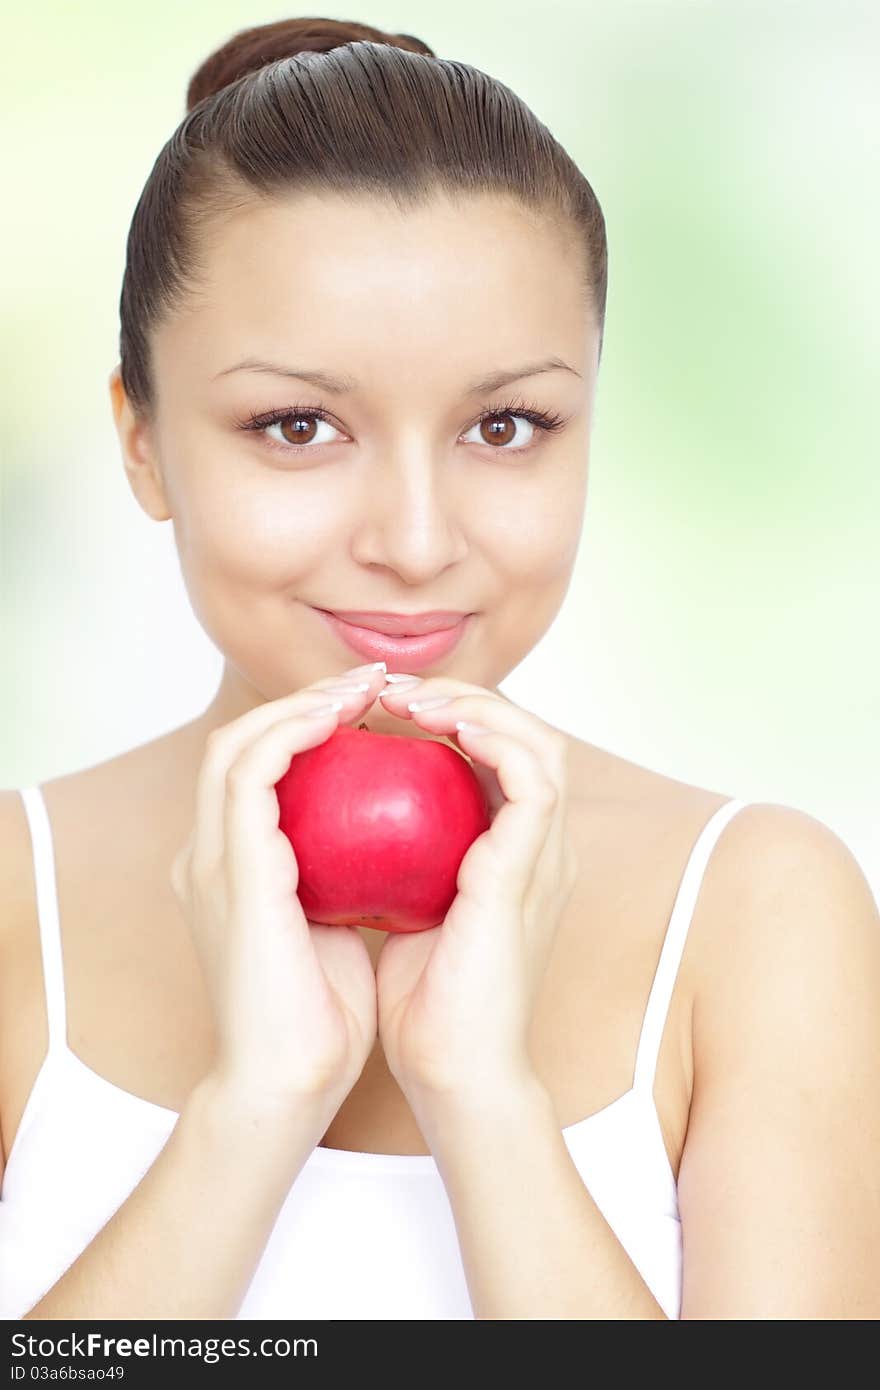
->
[1,785,749,1320]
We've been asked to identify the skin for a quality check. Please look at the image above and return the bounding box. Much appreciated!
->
[4,188,879,1318]
[109,190,599,742]
[98,186,696,1151]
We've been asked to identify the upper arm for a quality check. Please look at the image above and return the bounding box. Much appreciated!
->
[0,787,35,1188]
[678,802,880,1319]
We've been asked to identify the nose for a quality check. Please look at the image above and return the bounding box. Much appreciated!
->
[349,448,468,583]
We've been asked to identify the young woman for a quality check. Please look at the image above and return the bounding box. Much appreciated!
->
[1,17,878,1322]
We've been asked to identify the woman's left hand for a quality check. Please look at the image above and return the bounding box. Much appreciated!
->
[374,677,579,1106]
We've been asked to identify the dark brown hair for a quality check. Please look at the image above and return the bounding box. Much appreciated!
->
[118,16,607,419]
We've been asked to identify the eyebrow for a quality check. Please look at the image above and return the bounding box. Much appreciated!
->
[211,355,580,395]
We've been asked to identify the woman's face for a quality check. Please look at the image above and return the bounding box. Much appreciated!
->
[111,191,599,737]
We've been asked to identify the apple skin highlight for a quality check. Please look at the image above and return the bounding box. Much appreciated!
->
[275,724,491,933]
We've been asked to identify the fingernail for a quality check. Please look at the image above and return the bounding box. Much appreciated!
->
[455,719,489,735]
[347,661,387,675]
[407,695,452,712]
[383,671,422,685]
[381,679,422,696]
[303,698,345,719]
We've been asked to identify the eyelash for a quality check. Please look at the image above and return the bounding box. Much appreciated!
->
[234,396,568,460]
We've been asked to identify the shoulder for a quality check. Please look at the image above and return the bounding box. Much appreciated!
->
[0,788,37,946]
[691,799,879,981]
[677,800,880,1316]
[0,775,102,965]
[0,722,201,934]
[697,796,873,881]
[689,797,880,1088]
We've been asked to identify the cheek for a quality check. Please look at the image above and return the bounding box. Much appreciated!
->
[483,476,585,577]
[174,470,342,587]
[533,466,588,573]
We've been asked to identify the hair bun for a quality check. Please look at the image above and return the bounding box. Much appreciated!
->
[186,16,436,111]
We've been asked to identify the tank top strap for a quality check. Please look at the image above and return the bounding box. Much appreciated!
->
[631,796,751,1095]
[18,785,68,1052]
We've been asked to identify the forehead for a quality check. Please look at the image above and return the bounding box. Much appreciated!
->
[155,191,592,393]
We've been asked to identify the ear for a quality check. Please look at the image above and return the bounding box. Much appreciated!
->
[108,364,172,521]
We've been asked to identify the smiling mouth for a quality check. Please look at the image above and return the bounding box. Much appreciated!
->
[318,608,471,637]
[314,608,472,671]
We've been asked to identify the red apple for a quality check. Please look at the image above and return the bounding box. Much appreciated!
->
[274,724,491,933]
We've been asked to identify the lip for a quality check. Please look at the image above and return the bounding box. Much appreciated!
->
[319,609,469,636]
[316,609,472,671]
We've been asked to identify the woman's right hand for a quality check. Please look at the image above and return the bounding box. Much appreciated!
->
[169,662,391,1122]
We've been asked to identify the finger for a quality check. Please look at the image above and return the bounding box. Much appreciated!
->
[385,686,567,784]
[190,663,387,871]
[222,703,348,938]
[452,725,560,900]
[379,676,516,715]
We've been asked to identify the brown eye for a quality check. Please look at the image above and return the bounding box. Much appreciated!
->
[464,411,539,451]
[479,413,518,446]
[255,410,342,452]
[277,413,320,446]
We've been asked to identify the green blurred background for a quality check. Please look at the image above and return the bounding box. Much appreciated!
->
[1,1,877,898]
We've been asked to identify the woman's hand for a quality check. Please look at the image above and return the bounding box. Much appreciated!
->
[373,677,579,1104]
[169,662,388,1123]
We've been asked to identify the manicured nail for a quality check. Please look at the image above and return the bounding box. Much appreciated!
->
[380,679,422,697]
[408,695,453,712]
[383,671,422,684]
[303,698,345,719]
[455,719,489,736]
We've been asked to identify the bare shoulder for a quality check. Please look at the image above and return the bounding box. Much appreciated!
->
[561,733,738,1027]
[37,720,206,844]
[564,730,878,1050]
[566,729,877,969]
[682,795,880,1080]
[0,789,36,944]
[563,745,880,1315]
[687,798,879,982]
[693,796,875,885]
[0,718,206,937]
[563,733,735,863]
[675,798,880,1316]
[689,793,880,1058]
